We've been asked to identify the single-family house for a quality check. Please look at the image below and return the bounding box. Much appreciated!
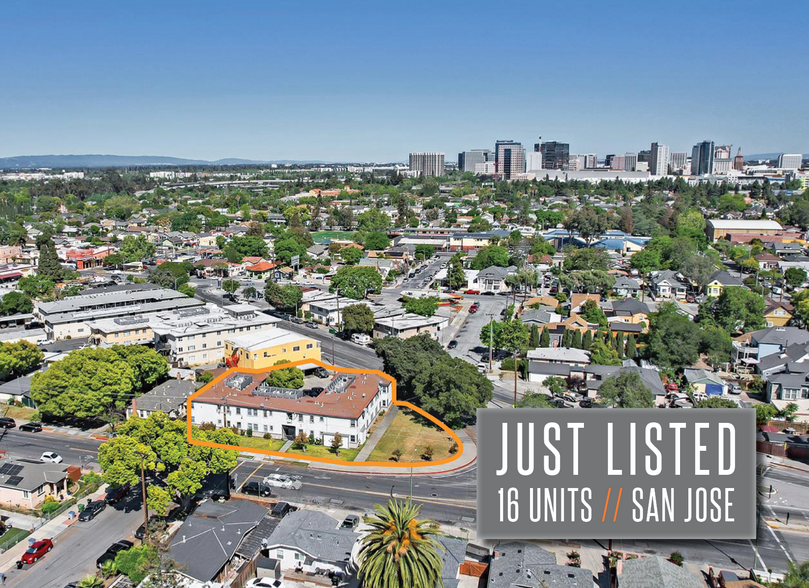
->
[527,347,590,383]
[488,542,592,588]
[0,461,75,509]
[612,276,641,298]
[705,270,744,298]
[617,555,707,588]
[264,510,357,577]
[169,500,268,583]
[649,270,688,300]
[128,379,197,419]
[764,298,793,327]
[683,368,727,396]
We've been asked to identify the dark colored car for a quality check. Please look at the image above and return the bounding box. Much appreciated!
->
[0,417,16,429]
[96,540,134,568]
[312,367,329,378]
[19,422,42,432]
[579,398,593,408]
[307,386,324,397]
[20,538,53,564]
[447,340,458,349]
[340,515,360,529]
[482,291,495,296]
[241,480,273,497]
[270,501,298,518]
[78,500,106,521]
[104,485,130,504]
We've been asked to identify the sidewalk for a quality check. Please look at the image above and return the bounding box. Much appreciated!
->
[354,405,399,462]
[0,485,108,572]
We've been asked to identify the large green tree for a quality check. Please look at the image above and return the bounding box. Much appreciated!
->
[699,287,765,333]
[264,359,305,389]
[342,303,375,333]
[0,341,43,380]
[31,345,167,418]
[0,291,33,316]
[36,235,65,281]
[646,303,701,369]
[412,356,493,427]
[359,499,444,588]
[598,370,655,408]
[447,255,466,291]
[119,235,156,263]
[264,283,303,312]
[330,266,383,299]
[404,296,439,317]
[470,245,510,269]
[98,412,238,512]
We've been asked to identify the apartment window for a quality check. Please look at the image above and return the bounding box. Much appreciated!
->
[202,343,207,349]
[269,425,274,431]
[263,425,268,432]
[218,419,222,425]
[22,490,30,499]
[254,353,258,360]
[235,407,241,415]
[276,550,284,559]
[114,333,119,338]
[293,346,300,352]
[298,414,303,421]
[319,416,324,422]
[216,341,221,346]
[350,435,356,444]
[188,345,196,351]
[263,352,269,357]
[350,420,356,428]
[309,416,314,423]
[294,553,304,561]
[306,343,313,349]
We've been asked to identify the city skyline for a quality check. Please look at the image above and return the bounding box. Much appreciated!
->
[3,1,809,162]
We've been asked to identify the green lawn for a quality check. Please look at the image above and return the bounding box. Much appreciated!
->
[312,231,354,243]
[234,435,287,452]
[286,444,360,461]
[0,527,30,550]
[367,409,456,463]
[0,404,37,420]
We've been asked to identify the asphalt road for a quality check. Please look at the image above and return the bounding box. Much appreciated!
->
[4,489,144,588]
[230,459,478,527]
[0,429,102,468]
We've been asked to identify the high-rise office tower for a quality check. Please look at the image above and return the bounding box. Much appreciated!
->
[610,155,626,171]
[779,153,803,170]
[733,148,745,171]
[650,142,670,176]
[691,141,715,176]
[540,141,570,170]
[605,154,615,168]
[712,145,732,174]
[494,140,525,180]
[584,153,598,169]
[409,152,445,177]
[458,149,492,173]
[670,152,688,171]
[637,150,652,163]
[624,152,638,172]
[526,151,543,172]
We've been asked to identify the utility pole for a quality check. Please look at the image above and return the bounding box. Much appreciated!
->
[488,318,494,373]
[513,349,518,407]
[139,453,149,545]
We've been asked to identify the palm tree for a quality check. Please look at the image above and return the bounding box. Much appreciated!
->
[783,560,809,588]
[77,574,104,588]
[100,558,117,578]
[358,499,445,588]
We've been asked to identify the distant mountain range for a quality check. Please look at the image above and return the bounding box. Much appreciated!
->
[0,154,327,169]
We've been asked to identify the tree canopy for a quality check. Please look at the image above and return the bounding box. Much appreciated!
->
[598,370,655,408]
[342,303,375,333]
[265,360,304,389]
[330,266,383,299]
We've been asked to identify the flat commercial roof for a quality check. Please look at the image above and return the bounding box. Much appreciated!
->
[707,219,783,230]
[226,329,314,351]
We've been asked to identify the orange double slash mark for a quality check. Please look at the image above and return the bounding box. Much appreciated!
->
[602,487,623,522]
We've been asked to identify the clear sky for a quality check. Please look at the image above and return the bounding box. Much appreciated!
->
[3,0,808,162]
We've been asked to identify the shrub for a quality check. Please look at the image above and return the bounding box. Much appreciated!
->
[391,448,403,462]
[199,422,216,431]
[263,433,272,440]
[246,428,253,437]
[81,471,103,486]
[449,442,459,455]
[422,445,434,461]
[669,551,684,566]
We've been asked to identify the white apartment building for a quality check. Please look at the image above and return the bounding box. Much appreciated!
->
[526,152,543,172]
[151,304,279,367]
[37,284,205,340]
[191,371,393,448]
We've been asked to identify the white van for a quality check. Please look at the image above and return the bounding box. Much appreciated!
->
[351,333,372,346]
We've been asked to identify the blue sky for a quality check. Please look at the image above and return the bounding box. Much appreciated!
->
[2,1,808,162]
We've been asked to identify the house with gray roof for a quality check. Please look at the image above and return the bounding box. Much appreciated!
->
[169,499,267,583]
[648,270,688,300]
[435,536,468,588]
[0,460,71,509]
[617,555,706,588]
[128,378,198,419]
[489,542,594,587]
[473,265,516,293]
[612,276,641,298]
[264,510,357,576]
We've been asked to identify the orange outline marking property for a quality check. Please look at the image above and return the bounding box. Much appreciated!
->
[186,358,464,469]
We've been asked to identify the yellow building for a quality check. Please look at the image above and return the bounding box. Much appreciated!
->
[225,329,321,369]
[764,299,793,327]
